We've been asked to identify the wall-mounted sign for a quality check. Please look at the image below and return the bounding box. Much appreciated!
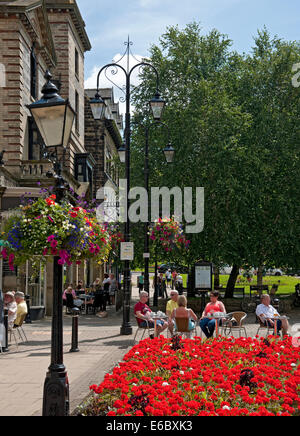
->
[120,242,134,261]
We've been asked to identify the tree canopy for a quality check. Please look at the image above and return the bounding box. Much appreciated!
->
[129,23,300,292]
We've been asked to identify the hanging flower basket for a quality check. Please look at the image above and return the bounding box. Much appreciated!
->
[149,217,190,252]
[0,194,112,269]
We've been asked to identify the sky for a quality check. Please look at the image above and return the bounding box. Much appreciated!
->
[77,0,300,110]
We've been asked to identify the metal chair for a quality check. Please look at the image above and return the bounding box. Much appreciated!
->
[222,312,248,337]
[14,313,28,343]
[133,318,154,344]
[8,326,19,349]
[256,315,282,338]
[256,315,272,337]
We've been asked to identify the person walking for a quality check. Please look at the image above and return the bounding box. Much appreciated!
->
[172,270,178,290]
[138,272,144,293]
[165,269,172,289]
[94,278,107,317]
[109,274,117,305]
[102,274,111,306]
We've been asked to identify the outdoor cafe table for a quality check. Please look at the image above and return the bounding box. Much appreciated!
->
[151,313,168,336]
[78,294,94,315]
[205,313,231,337]
[271,315,289,336]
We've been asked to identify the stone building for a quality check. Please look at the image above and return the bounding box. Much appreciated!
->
[0,0,94,316]
[84,88,123,282]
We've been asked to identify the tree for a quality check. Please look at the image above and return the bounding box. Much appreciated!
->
[129,23,300,297]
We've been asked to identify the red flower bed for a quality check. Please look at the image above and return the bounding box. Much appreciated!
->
[88,336,300,416]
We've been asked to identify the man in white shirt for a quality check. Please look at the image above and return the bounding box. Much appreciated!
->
[256,294,289,336]
[165,270,172,288]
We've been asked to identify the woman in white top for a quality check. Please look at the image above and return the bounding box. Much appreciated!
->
[4,292,17,329]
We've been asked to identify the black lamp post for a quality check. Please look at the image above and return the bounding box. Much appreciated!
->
[27,71,75,416]
[143,122,175,306]
[90,39,165,335]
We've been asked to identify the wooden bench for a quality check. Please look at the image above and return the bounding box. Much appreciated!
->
[218,288,245,299]
[250,285,269,298]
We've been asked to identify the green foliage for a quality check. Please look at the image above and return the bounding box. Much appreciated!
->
[130,22,300,271]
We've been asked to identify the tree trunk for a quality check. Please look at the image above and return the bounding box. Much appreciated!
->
[257,266,263,287]
[214,266,220,288]
[225,265,240,298]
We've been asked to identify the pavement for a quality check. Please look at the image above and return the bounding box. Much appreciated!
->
[0,274,299,416]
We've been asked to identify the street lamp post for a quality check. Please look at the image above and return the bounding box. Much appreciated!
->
[27,71,75,416]
[90,39,165,335]
[143,122,175,305]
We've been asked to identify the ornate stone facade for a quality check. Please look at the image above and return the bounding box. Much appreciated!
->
[0,0,92,313]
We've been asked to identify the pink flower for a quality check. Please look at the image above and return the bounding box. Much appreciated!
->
[8,253,15,271]
[50,240,58,249]
[1,248,8,259]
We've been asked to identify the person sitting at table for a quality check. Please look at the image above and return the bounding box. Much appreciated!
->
[256,294,289,336]
[134,291,168,338]
[4,291,17,329]
[13,291,28,327]
[75,284,84,296]
[171,295,198,335]
[63,286,76,302]
[200,291,227,338]
[166,290,179,335]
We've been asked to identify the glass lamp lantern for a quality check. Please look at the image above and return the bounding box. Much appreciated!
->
[118,144,126,163]
[90,92,106,120]
[149,92,166,121]
[163,144,175,163]
[27,71,75,149]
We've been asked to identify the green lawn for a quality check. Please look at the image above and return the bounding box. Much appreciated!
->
[218,275,298,296]
[145,271,298,295]
[144,269,300,295]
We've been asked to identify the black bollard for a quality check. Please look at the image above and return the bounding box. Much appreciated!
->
[69,307,80,353]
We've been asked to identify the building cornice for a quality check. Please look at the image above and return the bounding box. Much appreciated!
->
[0,0,57,68]
[45,1,91,52]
